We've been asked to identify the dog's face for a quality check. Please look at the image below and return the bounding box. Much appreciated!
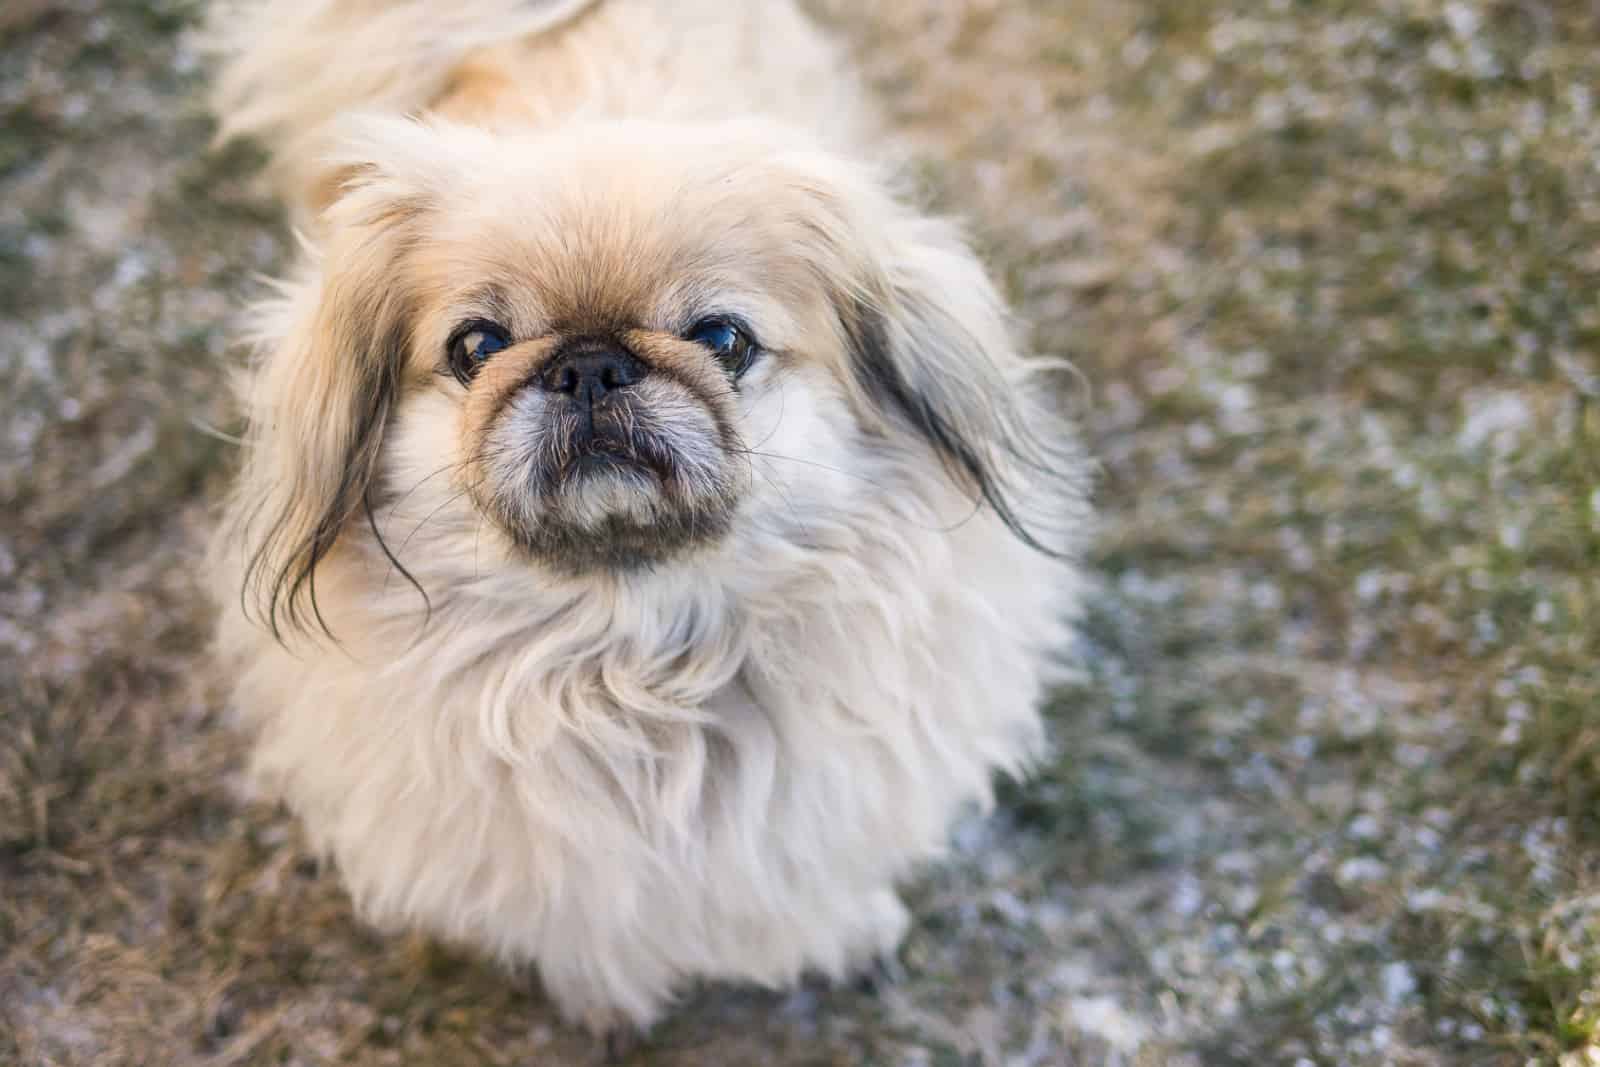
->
[235,117,1073,635]
[406,123,855,574]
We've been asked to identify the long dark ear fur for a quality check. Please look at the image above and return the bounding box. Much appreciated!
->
[227,153,430,641]
[807,174,1089,557]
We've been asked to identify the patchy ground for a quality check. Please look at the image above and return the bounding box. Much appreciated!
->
[3,0,1598,1064]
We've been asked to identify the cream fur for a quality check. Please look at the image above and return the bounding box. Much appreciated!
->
[208,0,1090,1035]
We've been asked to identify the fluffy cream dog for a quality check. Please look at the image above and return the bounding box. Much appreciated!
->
[206,0,1090,1037]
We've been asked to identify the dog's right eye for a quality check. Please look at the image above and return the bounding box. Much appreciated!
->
[447,321,511,384]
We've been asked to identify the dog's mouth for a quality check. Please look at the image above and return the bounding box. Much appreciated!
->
[476,379,741,572]
[553,413,672,484]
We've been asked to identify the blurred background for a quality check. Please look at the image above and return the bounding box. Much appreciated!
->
[3,1,1599,1064]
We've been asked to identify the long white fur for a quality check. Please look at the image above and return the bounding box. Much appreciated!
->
[208,0,1089,1034]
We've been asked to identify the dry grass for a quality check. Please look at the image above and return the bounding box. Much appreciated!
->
[3,0,1599,1064]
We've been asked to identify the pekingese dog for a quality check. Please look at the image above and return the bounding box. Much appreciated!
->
[206,0,1090,1038]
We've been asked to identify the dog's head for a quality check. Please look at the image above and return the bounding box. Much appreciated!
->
[231,117,1080,637]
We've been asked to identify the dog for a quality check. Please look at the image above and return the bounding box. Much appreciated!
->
[205,0,1090,1037]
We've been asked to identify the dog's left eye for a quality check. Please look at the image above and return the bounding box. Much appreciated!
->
[447,321,511,383]
[686,318,757,377]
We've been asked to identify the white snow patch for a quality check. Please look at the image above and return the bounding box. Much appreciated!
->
[1458,390,1531,452]
[1064,996,1147,1053]
[1381,962,1417,1005]
[1336,857,1387,885]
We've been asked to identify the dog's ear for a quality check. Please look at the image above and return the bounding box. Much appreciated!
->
[231,120,447,639]
[794,162,1087,557]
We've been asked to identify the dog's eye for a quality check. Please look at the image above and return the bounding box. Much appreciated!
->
[686,318,757,377]
[447,321,511,383]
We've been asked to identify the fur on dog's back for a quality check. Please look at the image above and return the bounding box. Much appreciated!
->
[207,0,870,216]
[207,0,597,161]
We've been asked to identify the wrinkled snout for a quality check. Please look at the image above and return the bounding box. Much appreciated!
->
[467,333,742,571]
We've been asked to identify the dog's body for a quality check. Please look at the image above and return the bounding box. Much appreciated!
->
[209,0,1088,1034]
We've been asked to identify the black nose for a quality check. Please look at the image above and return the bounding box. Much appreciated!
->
[539,346,647,407]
